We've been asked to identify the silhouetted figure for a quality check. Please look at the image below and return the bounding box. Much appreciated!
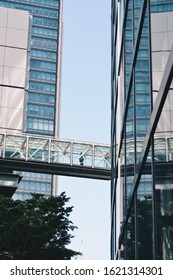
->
[79,153,84,165]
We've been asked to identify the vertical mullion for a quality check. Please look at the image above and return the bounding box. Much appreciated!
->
[148,0,157,260]
[132,0,138,260]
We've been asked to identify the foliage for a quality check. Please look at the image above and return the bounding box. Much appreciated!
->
[0,192,80,260]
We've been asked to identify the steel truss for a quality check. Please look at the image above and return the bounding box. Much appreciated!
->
[0,133,111,180]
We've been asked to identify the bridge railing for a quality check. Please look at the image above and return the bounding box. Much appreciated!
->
[0,133,111,170]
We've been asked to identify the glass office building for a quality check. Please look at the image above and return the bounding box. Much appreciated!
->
[111,0,173,259]
[0,0,63,198]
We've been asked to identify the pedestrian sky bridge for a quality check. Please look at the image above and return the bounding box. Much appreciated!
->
[0,132,111,181]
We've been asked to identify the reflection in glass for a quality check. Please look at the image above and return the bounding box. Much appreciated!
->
[137,174,153,259]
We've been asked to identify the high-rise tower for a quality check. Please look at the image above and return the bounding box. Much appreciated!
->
[0,0,63,199]
[111,0,173,259]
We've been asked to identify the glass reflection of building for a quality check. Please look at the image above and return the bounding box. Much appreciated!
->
[0,0,63,199]
[111,0,173,259]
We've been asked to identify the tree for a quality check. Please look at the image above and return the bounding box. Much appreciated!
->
[0,192,80,260]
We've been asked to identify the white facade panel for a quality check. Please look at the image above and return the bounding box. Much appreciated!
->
[0,67,3,84]
[151,13,167,33]
[0,7,8,27]
[7,8,29,31]
[152,52,169,72]
[0,86,25,132]
[0,27,6,45]
[168,90,173,110]
[168,32,173,49]
[0,107,23,131]
[1,87,24,110]
[4,48,27,69]
[152,72,164,92]
[3,67,26,88]
[6,28,28,49]
[0,47,5,65]
[167,12,173,31]
[151,32,169,52]
[170,111,173,130]
[0,7,30,134]
[0,86,2,102]
[151,11,173,135]
[157,111,172,132]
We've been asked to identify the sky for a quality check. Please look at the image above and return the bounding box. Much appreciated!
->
[58,0,111,260]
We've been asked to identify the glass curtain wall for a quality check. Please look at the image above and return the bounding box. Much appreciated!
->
[151,1,173,260]
[111,0,173,260]
[0,0,62,198]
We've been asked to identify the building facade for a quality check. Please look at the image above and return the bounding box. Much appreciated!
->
[111,0,173,259]
[0,0,63,199]
[0,7,30,197]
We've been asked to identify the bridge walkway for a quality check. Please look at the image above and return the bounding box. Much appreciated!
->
[0,133,111,180]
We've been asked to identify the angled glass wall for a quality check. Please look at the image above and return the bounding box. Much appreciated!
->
[0,0,62,198]
[111,0,173,259]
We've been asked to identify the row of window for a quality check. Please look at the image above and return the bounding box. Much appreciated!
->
[30,59,56,71]
[28,104,54,117]
[135,72,150,83]
[23,172,52,180]
[28,92,55,104]
[135,83,150,92]
[136,93,151,102]
[33,16,58,27]
[27,117,54,133]
[136,94,150,103]
[23,0,59,7]
[33,26,58,39]
[135,60,149,70]
[0,1,58,17]
[151,3,173,13]
[31,37,57,50]
[20,181,51,193]
[30,70,56,82]
[126,82,150,94]
[125,37,148,50]
[7,0,59,8]
[127,105,150,119]
[126,120,149,134]
[31,49,57,61]
[29,82,55,93]
[13,193,33,200]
